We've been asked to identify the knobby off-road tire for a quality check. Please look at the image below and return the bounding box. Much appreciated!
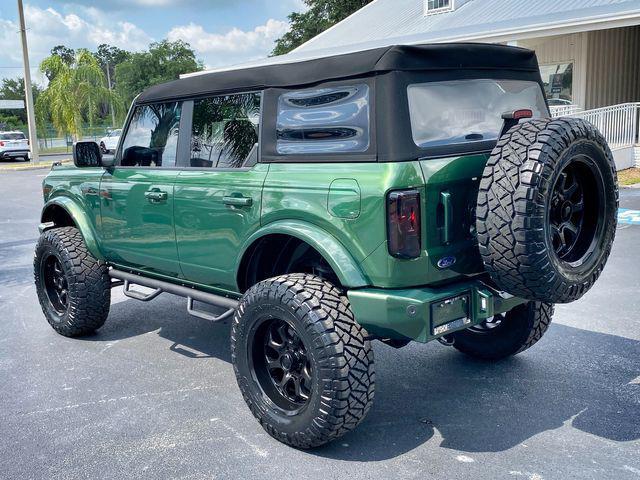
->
[452,301,554,360]
[477,118,618,304]
[34,227,110,337]
[231,273,375,449]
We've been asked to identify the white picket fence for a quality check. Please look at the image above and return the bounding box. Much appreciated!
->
[551,102,640,169]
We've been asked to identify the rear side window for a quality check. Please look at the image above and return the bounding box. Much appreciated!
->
[120,102,181,167]
[190,92,261,169]
[276,84,370,155]
[407,79,548,149]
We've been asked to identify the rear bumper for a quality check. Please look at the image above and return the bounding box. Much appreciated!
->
[0,149,30,158]
[347,279,527,343]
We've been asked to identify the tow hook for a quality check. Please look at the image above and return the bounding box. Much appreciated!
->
[437,335,455,346]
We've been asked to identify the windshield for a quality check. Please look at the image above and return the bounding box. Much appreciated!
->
[0,133,26,140]
[108,129,122,137]
[407,79,548,149]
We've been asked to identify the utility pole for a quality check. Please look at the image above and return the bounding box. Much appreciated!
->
[105,60,116,127]
[17,0,39,163]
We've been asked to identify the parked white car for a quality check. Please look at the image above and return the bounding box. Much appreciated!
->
[98,129,122,154]
[0,131,30,161]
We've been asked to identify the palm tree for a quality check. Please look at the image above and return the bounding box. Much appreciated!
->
[36,49,123,140]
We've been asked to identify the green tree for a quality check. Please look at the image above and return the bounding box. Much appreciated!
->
[0,77,42,124]
[115,39,203,106]
[43,45,76,81]
[93,44,131,87]
[272,0,373,55]
[36,49,124,139]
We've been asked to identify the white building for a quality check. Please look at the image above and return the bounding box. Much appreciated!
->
[187,0,640,169]
[292,0,640,169]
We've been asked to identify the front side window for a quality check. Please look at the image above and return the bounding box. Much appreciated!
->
[120,102,181,167]
[407,79,548,149]
[190,93,261,169]
[276,84,370,155]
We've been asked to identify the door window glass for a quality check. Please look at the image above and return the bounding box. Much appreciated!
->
[276,84,370,155]
[120,102,181,167]
[190,93,261,168]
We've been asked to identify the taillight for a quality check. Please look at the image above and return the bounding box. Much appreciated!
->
[26,139,29,145]
[0,141,4,147]
[387,189,421,259]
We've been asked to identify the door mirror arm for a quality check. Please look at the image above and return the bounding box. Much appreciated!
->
[101,155,116,168]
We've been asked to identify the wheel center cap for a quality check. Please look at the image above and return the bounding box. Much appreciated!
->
[281,353,293,371]
[561,201,572,220]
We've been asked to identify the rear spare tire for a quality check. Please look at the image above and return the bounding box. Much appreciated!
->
[477,117,618,304]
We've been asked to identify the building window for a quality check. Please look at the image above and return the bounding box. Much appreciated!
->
[425,0,454,15]
[540,62,574,106]
[276,84,370,155]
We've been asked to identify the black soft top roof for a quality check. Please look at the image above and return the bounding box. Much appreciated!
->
[137,43,539,104]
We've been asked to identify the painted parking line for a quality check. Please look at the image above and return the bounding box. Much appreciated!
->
[618,209,640,225]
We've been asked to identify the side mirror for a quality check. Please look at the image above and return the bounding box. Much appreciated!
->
[73,141,103,168]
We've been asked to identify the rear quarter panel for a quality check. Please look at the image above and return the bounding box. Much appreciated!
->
[262,155,488,289]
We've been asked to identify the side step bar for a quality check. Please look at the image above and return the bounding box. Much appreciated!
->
[109,269,238,323]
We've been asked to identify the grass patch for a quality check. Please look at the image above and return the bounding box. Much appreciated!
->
[618,167,640,186]
[39,146,71,154]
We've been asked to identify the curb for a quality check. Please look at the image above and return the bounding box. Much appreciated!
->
[0,159,71,172]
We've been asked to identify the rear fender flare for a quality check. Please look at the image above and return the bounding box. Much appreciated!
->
[237,220,369,288]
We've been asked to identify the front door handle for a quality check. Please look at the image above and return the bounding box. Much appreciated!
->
[223,196,253,207]
[145,190,168,203]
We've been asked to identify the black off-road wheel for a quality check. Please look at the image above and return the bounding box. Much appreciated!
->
[477,117,618,304]
[451,302,554,360]
[34,227,111,337]
[231,273,375,449]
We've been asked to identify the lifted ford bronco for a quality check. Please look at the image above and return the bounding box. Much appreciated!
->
[35,44,618,449]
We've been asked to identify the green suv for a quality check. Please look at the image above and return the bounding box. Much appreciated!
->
[34,44,618,449]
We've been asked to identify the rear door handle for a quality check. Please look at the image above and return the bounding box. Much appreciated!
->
[145,190,168,203]
[223,196,253,207]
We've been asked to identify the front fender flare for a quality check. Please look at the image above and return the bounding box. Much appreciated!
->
[237,220,370,288]
[40,196,104,260]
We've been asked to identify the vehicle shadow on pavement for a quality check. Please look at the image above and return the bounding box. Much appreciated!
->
[86,295,233,363]
[81,297,640,460]
[313,323,640,460]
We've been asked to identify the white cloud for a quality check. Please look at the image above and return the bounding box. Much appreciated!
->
[167,18,289,68]
[0,5,152,82]
[0,3,295,82]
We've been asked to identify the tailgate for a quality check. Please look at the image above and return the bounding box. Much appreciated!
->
[3,139,28,150]
[420,153,488,276]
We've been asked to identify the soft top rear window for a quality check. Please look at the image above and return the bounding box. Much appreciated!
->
[407,79,548,150]
[0,132,26,140]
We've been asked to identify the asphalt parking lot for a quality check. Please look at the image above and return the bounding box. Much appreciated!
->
[1,168,639,480]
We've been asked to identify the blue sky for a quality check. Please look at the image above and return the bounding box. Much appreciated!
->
[0,0,305,83]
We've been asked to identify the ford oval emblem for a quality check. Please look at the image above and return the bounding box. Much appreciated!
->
[437,256,457,269]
